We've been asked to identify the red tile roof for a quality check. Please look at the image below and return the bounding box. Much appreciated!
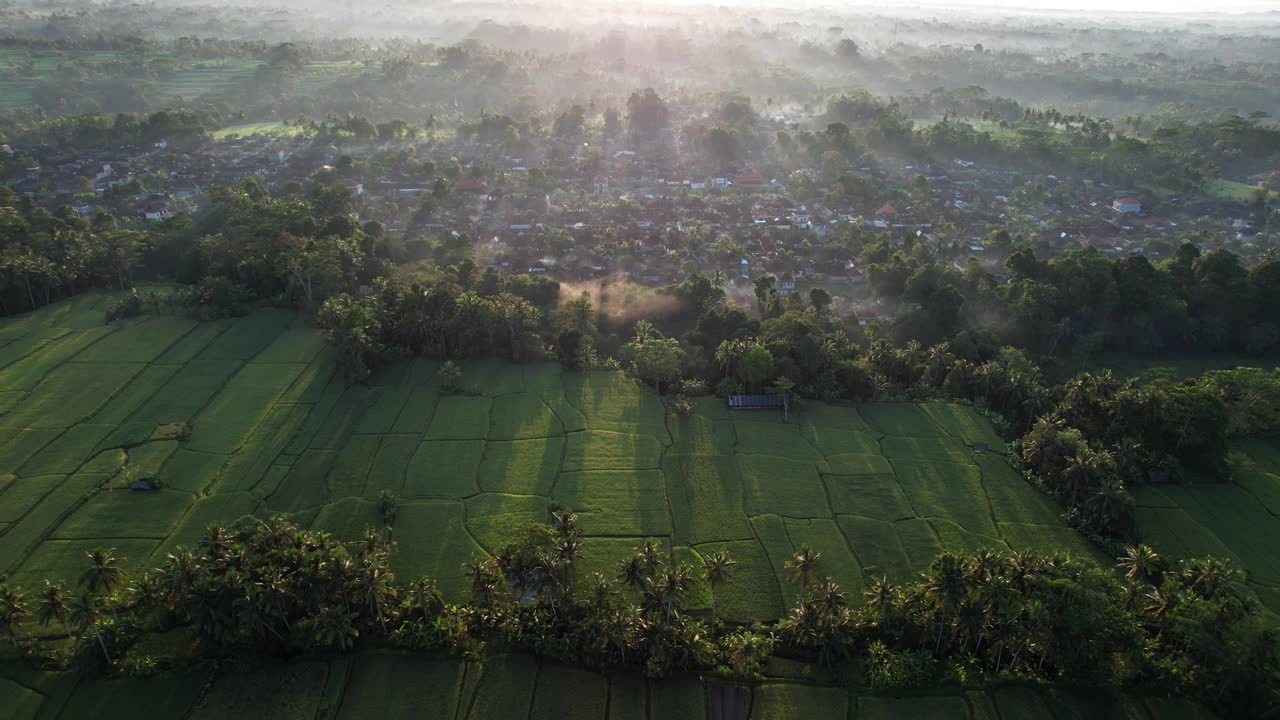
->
[452,178,490,193]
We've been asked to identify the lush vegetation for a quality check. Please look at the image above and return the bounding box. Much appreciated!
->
[0,515,1273,715]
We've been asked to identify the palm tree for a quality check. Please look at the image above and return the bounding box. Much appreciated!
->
[1143,587,1176,630]
[1117,545,1164,586]
[1179,557,1239,602]
[308,606,360,651]
[465,556,500,607]
[0,585,29,648]
[405,578,444,624]
[637,540,665,578]
[555,536,583,593]
[784,545,821,596]
[617,556,646,608]
[864,575,896,624]
[701,549,735,633]
[551,510,580,541]
[1061,447,1096,506]
[35,581,69,631]
[66,591,111,663]
[814,578,847,620]
[924,553,967,654]
[79,548,126,597]
[439,360,463,391]
[1085,476,1132,535]
[198,524,233,564]
[654,565,692,627]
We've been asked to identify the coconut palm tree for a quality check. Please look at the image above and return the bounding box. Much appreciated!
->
[198,524,234,564]
[1117,545,1164,587]
[551,510,580,541]
[864,575,897,624]
[66,591,111,663]
[1085,476,1133,535]
[1143,587,1176,630]
[637,540,665,578]
[649,564,693,632]
[617,555,646,609]
[700,549,735,633]
[555,536,583,593]
[0,585,29,648]
[814,578,848,620]
[1179,557,1239,602]
[784,545,821,596]
[35,581,69,631]
[924,553,967,654]
[439,360,463,391]
[79,548,126,597]
[405,578,444,624]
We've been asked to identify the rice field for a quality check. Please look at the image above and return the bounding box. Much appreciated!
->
[0,652,1212,720]
[1134,434,1280,614]
[0,49,365,109]
[0,294,1231,718]
[0,293,1103,623]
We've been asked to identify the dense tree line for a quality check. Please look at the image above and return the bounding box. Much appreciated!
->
[0,517,1273,717]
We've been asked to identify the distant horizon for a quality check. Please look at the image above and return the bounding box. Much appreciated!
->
[626,0,1280,15]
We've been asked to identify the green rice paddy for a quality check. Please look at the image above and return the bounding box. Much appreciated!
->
[0,651,1213,720]
[0,49,365,110]
[0,294,1238,718]
[1134,435,1280,615]
[0,293,1099,622]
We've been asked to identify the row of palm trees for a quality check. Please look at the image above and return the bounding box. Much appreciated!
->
[0,518,1273,714]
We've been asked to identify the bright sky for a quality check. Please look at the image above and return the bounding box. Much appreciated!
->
[901,0,1275,12]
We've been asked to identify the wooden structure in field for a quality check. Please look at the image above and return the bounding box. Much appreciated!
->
[728,394,789,421]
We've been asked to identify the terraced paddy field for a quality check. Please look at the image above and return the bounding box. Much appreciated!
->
[0,296,1111,624]
[0,652,1213,720]
[1134,436,1280,615]
[0,50,364,108]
